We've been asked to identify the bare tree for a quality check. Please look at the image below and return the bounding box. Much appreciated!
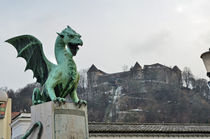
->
[122,65,129,71]
[194,78,209,98]
[78,69,88,88]
[182,67,194,88]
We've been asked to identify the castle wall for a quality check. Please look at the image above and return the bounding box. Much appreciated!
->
[143,65,169,83]
[97,71,131,85]
[143,64,181,85]
[87,63,181,88]
[88,71,105,88]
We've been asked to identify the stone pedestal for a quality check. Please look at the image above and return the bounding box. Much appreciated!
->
[28,102,89,139]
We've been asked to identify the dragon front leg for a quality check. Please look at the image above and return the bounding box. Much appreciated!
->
[45,76,66,103]
[70,75,87,107]
[47,85,66,103]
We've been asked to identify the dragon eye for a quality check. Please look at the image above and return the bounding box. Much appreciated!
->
[68,35,74,38]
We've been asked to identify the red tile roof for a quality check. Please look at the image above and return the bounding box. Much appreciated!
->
[12,112,20,120]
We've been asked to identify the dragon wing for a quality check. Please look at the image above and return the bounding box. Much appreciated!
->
[5,35,56,85]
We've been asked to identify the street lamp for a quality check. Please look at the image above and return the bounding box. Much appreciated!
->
[201,49,210,78]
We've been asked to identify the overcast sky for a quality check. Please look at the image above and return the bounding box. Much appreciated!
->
[1,0,210,90]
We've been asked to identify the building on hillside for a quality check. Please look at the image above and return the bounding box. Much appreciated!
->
[11,114,210,139]
[87,62,182,88]
[0,91,11,139]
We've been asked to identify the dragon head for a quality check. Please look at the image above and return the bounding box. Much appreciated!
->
[57,25,83,56]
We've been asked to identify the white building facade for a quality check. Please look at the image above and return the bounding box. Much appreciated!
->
[11,113,31,139]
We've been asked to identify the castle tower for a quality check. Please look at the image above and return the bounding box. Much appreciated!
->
[131,62,143,79]
[172,66,182,86]
[87,64,98,88]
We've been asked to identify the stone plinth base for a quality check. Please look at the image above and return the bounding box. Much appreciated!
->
[28,102,89,139]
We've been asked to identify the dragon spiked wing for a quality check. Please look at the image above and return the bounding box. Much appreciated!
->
[5,35,56,85]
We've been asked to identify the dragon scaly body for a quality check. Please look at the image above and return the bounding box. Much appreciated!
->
[6,26,86,106]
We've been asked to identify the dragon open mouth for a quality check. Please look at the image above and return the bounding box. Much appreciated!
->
[68,43,80,56]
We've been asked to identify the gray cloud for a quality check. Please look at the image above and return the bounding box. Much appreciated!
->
[1,0,210,90]
[129,30,171,54]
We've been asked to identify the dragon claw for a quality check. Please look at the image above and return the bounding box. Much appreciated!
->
[37,100,43,104]
[33,100,44,105]
[53,97,66,104]
[75,99,87,108]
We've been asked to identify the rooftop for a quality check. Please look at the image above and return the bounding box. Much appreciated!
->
[89,123,210,137]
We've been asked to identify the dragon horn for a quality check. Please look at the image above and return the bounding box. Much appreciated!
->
[56,32,64,38]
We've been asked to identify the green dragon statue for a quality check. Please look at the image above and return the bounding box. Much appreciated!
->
[6,26,86,106]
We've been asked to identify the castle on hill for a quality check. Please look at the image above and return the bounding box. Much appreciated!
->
[87,62,182,88]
